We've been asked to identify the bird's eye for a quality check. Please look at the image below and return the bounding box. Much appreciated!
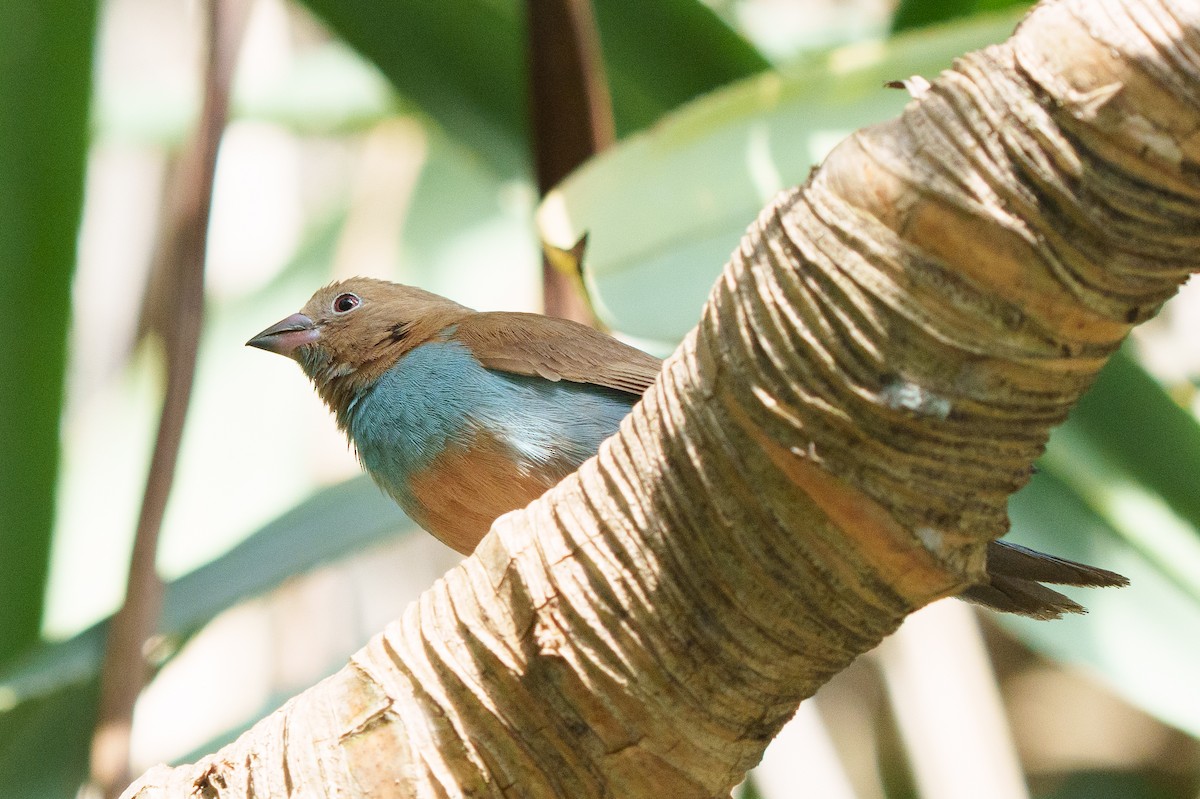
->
[332,293,361,314]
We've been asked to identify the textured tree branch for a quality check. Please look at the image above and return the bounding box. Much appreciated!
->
[123,0,1200,796]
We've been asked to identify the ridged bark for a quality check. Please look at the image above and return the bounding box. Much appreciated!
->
[124,0,1200,796]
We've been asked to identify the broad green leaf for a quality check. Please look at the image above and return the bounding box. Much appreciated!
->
[1030,351,1200,611]
[1064,348,1200,533]
[0,680,98,799]
[1005,463,1200,737]
[292,0,766,173]
[594,0,770,136]
[1038,772,1170,799]
[291,0,526,174]
[892,0,1031,33]
[536,11,1026,347]
[999,357,1197,736]
[4,477,414,708]
[0,0,99,665]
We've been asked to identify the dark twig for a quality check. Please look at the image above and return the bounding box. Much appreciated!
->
[526,0,613,323]
[88,1,249,796]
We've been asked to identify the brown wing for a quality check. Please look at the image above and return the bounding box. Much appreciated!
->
[453,311,662,397]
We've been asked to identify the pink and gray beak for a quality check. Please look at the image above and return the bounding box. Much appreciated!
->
[246,313,320,357]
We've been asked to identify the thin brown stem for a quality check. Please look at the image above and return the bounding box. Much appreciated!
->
[526,0,613,323]
[89,1,248,796]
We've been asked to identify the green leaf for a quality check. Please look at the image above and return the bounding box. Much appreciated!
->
[1039,772,1171,799]
[0,0,99,665]
[735,773,765,799]
[892,0,1031,34]
[1004,466,1200,738]
[536,11,1026,347]
[293,0,528,174]
[291,0,766,172]
[997,352,1200,737]
[1065,348,1200,532]
[0,679,98,799]
[1,476,415,788]
[2,477,415,708]
[594,0,770,136]
[1034,358,1200,607]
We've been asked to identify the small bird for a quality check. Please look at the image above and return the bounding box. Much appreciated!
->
[248,277,1127,619]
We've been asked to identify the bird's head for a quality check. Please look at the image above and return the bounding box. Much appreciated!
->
[247,277,471,420]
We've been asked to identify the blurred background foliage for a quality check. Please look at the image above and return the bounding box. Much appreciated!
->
[2,0,1199,796]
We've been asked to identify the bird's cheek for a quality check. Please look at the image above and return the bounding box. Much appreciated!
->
[296,345,331,375]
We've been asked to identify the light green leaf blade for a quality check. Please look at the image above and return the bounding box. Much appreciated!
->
[3,477,415,708]
[291,0,767,173]
[1005,464,1200,737]
[892,0,1031,33]
[1062,348,1200,532]
[293,0,527,174]
[536,11,1027,347]
[594,0,769,136]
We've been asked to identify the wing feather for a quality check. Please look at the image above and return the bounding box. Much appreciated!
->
[454,312,662,397]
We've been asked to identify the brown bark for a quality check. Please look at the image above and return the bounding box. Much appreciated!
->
[123,0,1200,796]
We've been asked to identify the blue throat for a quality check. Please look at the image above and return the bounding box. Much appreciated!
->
[345,339,637,509]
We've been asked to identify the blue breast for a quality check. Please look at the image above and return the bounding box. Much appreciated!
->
[346,339,637,512]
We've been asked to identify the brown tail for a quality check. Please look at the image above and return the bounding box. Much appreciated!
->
[959,541,1129,620]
